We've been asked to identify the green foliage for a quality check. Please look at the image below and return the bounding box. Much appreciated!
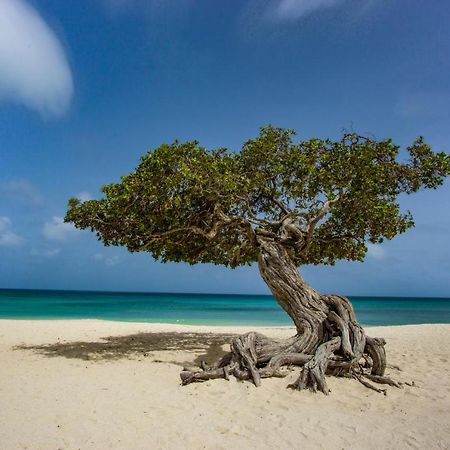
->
[66,126,449,267]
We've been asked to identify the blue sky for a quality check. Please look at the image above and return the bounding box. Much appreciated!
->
[0,0,449,296]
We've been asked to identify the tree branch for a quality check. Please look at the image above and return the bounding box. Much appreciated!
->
[300,192,343,252]
[270,194,290,216]
[137,207,252,250]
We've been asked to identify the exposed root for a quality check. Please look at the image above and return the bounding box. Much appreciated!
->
[180,294,401,395]
[180,365,232,385]
[288,337,341,394]
[365,336,387,376]
[354,373,387,395]
[364,374,403,388]
[231,332,261,386]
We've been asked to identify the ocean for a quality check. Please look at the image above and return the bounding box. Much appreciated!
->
[0,289,449,326]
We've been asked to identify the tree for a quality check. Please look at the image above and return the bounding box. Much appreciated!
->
[65,126,449,394]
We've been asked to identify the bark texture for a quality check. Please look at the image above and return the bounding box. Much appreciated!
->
[181,239,398,395]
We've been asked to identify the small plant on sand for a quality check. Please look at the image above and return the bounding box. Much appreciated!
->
[66,126,449,394]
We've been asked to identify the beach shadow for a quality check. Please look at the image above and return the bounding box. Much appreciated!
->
[14,332,236,366]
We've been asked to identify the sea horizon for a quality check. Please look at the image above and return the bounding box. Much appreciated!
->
[1,288,449,327]
[3,286,450,299]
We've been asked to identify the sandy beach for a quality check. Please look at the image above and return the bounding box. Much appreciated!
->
[0,320,449,450]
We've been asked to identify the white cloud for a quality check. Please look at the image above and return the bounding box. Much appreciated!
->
[0,216,25,247]
[0,0,73,118]
[367,243,386,260]
[271,0,342,21]
[76,191,93,202]
[43,216,78,241]
[93,253,120,266]
[1,179,44,206]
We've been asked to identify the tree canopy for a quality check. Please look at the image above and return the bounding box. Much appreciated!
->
[65,126,449,267]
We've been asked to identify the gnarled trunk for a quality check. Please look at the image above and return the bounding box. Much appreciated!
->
[257,238,327,352]
[180,238,395,395]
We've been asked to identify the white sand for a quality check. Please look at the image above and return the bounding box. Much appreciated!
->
[0,320,449,449]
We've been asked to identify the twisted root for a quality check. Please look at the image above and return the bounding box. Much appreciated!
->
[180,294,400,395]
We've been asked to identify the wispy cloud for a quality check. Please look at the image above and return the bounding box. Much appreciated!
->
[0,216,25,247]
[269,0,343,21]
[0,0,73,118]
[93,253,120,266]
[394,90,450,118]
[42,216,78,241]
[367,243,386,260]
[43,248,61,257]
[30,247,61,258]
[1,179,45,206]
[76,192,93,202]
[243,0,373,25]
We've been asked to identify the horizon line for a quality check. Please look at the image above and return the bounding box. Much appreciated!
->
[0,287,449,300]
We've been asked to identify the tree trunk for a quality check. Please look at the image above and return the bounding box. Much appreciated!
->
[257,238,327,353]
[180,238,395,395]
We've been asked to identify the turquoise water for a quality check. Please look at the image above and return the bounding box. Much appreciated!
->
[0,289,449,326]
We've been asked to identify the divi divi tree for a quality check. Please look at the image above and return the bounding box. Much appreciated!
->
[66,126,449,394]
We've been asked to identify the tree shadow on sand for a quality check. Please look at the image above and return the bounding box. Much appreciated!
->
[15,332,237,367]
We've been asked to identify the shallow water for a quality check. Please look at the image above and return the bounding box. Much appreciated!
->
[1,289,449,326]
